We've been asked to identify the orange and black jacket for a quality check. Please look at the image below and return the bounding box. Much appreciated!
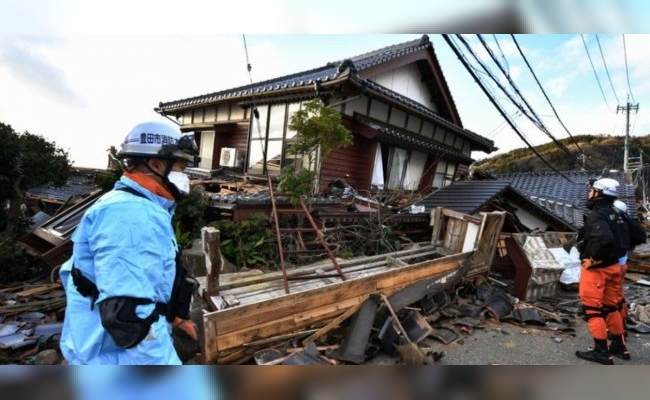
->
[581,199,631,268]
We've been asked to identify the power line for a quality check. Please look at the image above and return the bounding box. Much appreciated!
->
[622,34,636,104]
[456,36,529,126]
[511,34,594,167]
[486,110,520,139]
[476,35,572,158]
[443,34,574,183]
[581,34,610,109]
[595,34,620,105]
[492,34,510,77]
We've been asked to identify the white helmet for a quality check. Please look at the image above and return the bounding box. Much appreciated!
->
[116,121,200,165]
[613,200,628,214]
[592,177,620,197]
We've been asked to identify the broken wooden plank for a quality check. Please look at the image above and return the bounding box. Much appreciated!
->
[205,253,467,356]
[212,245,439,290]
[213,280,378,338]
[15,283,61,298]
[386,256,409,268]
[213,296,367,353]
[201,210,506,364]
[206,249,443,299]
[206,295,228,311]
[303,299,367,345]
[286,345,339,353]
[222,294,240,307]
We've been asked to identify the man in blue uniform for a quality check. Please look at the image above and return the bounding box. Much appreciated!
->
[59,120,201,365]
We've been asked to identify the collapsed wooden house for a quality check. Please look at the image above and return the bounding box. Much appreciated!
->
[198,207,505,364]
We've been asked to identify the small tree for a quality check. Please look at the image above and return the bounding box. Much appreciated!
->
[0,122,72,238]
[278,99,353,203]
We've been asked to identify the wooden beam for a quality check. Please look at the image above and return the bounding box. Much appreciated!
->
[202,227,221,296]
[302,298,367,345]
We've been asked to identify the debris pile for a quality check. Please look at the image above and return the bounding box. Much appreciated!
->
[0,279,65,364]
[230,271,650,365]
[628,242,650,274]
[235,277,557,365]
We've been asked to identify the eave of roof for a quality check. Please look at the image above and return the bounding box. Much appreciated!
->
[354,113,473,164]
[357,79,495,152]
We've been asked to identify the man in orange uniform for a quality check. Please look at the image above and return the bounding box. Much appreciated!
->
[576,178,636,364]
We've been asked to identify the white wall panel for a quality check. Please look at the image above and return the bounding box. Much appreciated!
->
[370,64,436,111]
[404,151,427,190]
[199,131,214,170]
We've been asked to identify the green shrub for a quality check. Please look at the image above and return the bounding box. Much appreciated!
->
[277,167,317,205]
[211,213,277,270]
[173,186,208,249]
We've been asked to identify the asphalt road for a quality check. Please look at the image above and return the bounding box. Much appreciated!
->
[370,317,650,365]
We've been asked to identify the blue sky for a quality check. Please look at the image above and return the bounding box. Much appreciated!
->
[2,2,650,169]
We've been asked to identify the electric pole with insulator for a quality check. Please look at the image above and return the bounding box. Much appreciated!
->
[617,99,639,172]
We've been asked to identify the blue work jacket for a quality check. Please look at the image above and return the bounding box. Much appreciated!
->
[59,176,180,364]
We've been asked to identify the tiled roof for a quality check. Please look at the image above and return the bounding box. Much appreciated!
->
[159,36,432,112]
[495,170,637,228]
[417,180,512,214]
[159,65,341,110]
[158,35,497,153]
[25,183,94,203]
[25,173,97,203]
[416,179,576,231]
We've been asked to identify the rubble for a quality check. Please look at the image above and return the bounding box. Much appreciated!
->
[6,179,650,364]
[0,280,65,364]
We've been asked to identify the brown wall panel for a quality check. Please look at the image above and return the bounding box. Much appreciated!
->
[319,135,375,192]
[212,123,251,170]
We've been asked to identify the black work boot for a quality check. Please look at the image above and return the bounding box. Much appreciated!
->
[576,339,614,365]
[609,334,631,360]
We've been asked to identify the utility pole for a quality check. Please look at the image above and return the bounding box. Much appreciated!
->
[617,99,639,172]
[577,153,587,171]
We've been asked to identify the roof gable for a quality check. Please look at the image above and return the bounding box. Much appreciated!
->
[159,35,460,127]
[350,36,462,126]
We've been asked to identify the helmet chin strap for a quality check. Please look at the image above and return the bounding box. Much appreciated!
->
[144,159,184,201]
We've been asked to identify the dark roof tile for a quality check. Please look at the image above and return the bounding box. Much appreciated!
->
[159,36,431,112]
[495,170,637,228]
[417,180,511,214]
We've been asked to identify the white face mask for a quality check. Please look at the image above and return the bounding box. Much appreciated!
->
[167,171,190,194]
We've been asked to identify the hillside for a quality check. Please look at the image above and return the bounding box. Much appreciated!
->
[472,134,650,174]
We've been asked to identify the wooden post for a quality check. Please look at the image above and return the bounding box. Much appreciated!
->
[430,207,443,246]
[202,227,222,296]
